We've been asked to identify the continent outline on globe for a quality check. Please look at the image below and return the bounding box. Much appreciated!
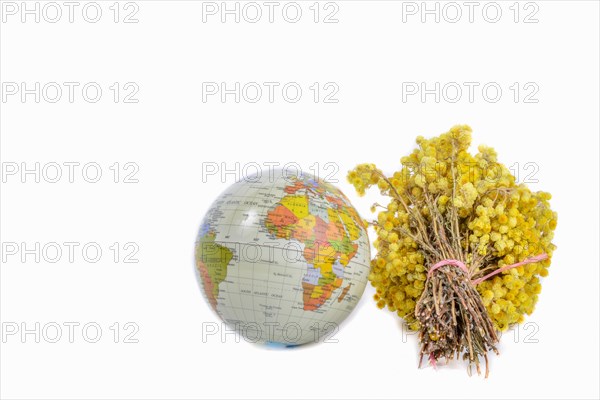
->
[264,177,366,312]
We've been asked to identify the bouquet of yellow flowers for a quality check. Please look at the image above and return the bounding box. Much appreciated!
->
[348,125,557,377]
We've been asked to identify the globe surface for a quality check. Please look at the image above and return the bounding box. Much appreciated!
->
[195,170,371,345]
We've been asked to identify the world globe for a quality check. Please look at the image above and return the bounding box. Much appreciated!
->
[195,169,371,346]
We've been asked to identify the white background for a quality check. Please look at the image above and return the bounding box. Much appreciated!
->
[1,1,599,399]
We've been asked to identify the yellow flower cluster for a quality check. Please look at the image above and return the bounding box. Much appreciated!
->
[348,125,557,331]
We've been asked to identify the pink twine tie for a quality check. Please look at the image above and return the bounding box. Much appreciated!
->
[428,253,548,285]
[428,259,468,277]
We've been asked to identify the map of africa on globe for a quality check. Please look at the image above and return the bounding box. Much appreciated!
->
[195,171,371,345]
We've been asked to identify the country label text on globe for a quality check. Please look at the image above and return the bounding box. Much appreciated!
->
[195,171,371,345]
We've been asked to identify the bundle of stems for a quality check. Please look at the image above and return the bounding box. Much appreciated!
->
[415,265,498,377]
[375,170,500,377]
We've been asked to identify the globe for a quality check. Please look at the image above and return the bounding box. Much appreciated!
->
[195,169,371,346]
